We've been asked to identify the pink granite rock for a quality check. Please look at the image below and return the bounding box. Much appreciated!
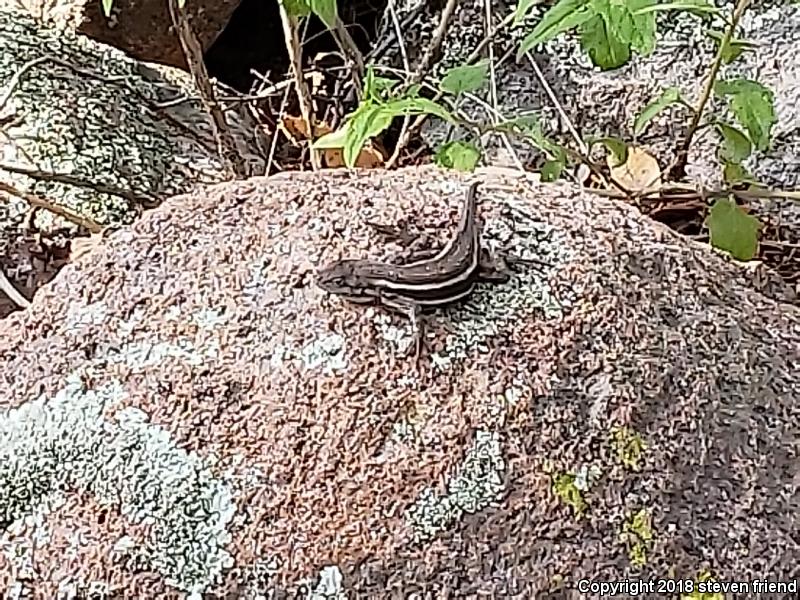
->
[1,166,798,598]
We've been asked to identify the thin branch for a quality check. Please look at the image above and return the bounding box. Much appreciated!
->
[278,1,320,170]
[0,162,156,207]
[0,180,103,233]
[168,0,248,178]
[329,18,365,95]
[385,0,415,169]
[670,0,752,178]
[386,8,517,168]
[410,0,459,85]
[0,56,49,112]
[590,182,800,204]
[266,73,294,176]
[519,52,587,156]
[483,0,499,122]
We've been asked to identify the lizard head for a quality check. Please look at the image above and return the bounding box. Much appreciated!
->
[315,259,377,303]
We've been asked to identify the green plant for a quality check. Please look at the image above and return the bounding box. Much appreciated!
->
[513,0,778,261]
[620,508,653,568]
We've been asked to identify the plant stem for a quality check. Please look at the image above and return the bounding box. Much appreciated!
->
[670,0,752,179]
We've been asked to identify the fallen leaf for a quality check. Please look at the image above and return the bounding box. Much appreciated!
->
[608,146,662,191]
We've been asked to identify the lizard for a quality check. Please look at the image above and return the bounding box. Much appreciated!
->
[315,180,523,359]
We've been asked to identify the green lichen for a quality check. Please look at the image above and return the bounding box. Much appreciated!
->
[611,426,647,470]
[406,429,506,540]
[620,508,653,568]
[681,569,724,600]
[552,472,586,516]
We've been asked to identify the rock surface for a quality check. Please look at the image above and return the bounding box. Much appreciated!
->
[0,166,798,598]
[0,8,269,318]
[3,0,240,70]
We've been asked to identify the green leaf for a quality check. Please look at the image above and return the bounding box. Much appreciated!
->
[706,30,757,65]
[705,197,760,261]
[343,105,394,167]
[332,96,455,167]
[589,136,628,166]
[722,161,758,186]
[101,0,114,17]
[434,141,481,172]
[367,77,399,100]
[580,13,631,70]
[439,60,489,96]
[499,114,563,157]
[633,0,719,16]
[517,0,594,56]
[513,0,544,25]
[282,0,311,17]
[634,87,682,136]
[309,0,337,29]
[386,97,455,124]
[608,0,658,57]
[714,79,776,151]
[541,157,566,182]
[312,124,349,149]
[715,122,752,163]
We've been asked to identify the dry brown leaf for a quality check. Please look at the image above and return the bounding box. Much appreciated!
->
[608,146,662,192]
[279,115,386,168]
[322,144,385,169]
[279,115,335,143]
[279,114,311,143]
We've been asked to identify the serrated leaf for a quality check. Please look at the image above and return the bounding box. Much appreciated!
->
[283,0,311,17]
[439,60,489,96]
[517,0,594,56]
[580,13,631,70]
[634,87,682,136]
[633,0,719,16]
[716,122,752,163]
[705,197,760,261]
[714,79,776,151]
[309,0,337,28]
[434,141,481,172]
[101,0,114,17]
[513,0,543,25]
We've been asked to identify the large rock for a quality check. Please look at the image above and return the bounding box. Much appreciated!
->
[0,166,798,598]
[3,0,240,70]
[0,8,268,318]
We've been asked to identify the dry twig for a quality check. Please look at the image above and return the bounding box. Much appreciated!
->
[0,180,103,233]
[278,1,320,170]
[168,0,248,178]
[386,8,517,168]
